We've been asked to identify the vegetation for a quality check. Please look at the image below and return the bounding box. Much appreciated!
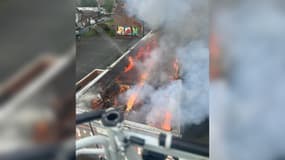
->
[102,0,114,13]
[108,29,116,37]
[102,19,116,37]
[81,22,115,38]
[104,18,115,26]
[98,23,116,37]
[81,28,98,37]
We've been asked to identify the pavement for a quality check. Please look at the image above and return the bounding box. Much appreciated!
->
[76,35,141,81]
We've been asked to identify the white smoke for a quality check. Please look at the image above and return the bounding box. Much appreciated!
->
[176,41,209,124]
[122,0,209,126]
[125,0,208,42]
[211,1,285,160]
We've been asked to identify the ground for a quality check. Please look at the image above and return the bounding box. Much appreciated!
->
[76,35,140,81]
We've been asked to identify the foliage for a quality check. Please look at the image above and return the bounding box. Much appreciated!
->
[102,0,114,13]
[82,28,98,37]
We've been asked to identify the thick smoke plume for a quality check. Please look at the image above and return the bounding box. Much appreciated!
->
[211,1,285,160]
[122,0,209,126]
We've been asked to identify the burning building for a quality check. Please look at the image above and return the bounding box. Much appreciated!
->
[77,0,209,152]
[76,32,181,135]
[77,34,208,147]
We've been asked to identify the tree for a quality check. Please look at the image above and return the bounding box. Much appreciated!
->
[102,0,114,13]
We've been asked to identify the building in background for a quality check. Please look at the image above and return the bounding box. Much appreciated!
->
[75,7,106,28]
[97,0,104,7]
[112,0,143,37]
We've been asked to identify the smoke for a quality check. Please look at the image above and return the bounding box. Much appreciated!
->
[177,42,209,124]
[125,0,208,41]
[122,0,209,126]
[211,1,285,160]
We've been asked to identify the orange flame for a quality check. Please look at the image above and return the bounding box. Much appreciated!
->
[210,32,220,56]
[139,73,148,85]
[136,47,145,60]
[126,92,139,111]
[210,31,221,80]
[119,84,130,93]
[136,39,156,61]
[126,73,149,111]
[125,38,158,112]
[144,42,153,58]
[162,111,172,131]
[124,57,134,72]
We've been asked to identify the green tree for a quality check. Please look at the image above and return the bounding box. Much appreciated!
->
[102,0,114,13]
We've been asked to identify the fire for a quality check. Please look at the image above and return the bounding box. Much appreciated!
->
[136,47,145,60]
[135,38,157,61]
[117,37,177,131]
[139,73,148,85]
[126,92,139,111]
[124,56,134,72]
[125,47,154,112]
[210,32,220,56]
[119,84,130,93]
[210,31,221,80]
[126,73,149,111]
[161,111,172,131]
